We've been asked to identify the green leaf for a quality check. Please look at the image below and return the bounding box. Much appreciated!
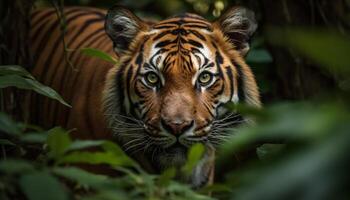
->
[80,190,128,200]
[0,112,22,136]
[0,139,16,146]
[166,182,214,200]
[199,183,232,194]
[256,143,286,161]
[20,132,48,143]
[0,159,34,174]
[19,171,69,200]
[80,48,118,64]
[102,141,139,168]
[52,167,108,187]
[46,127,72,159]
[157,167,176,187]
[58,151,131,166]
[58,141,137,167]
[182,143,205,175]
[66,140,106,151]
[267,28,350,73]
[0,74,70,107]
[0,65,35,79]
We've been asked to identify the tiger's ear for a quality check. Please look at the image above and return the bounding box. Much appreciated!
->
[105,6,148,54]
[214,7,257,56]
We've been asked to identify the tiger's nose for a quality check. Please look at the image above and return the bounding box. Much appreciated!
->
[161,118,194,136]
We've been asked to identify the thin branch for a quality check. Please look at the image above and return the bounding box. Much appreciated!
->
[50,0,78,71]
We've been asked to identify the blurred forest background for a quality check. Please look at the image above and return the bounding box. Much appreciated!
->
[1,0,350,200]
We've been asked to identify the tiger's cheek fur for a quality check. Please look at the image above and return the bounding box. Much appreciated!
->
[103,5,261,187]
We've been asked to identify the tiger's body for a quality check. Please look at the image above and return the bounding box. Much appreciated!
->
[29,7,113,139]
[29,6,260,187]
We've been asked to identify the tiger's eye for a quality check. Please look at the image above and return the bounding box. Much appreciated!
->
[198,72,212,85]
[146,72,159,85]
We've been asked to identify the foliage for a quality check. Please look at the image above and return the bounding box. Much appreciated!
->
[0,113,210,200]
[0,65,70,107]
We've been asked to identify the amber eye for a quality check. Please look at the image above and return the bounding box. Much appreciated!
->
[145,72,159,86]
[198,72,213,86]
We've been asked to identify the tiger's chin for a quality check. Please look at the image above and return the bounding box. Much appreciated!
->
[157,143,188,169]
[143,141,213,188]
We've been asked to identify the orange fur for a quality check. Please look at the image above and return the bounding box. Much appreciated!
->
[28,6,260,187]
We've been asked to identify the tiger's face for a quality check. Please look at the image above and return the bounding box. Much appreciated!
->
[104,6,260,185]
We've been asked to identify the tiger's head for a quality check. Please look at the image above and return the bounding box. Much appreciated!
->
[103,5,260,186]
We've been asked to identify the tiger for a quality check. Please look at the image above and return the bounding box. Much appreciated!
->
[28,5,261,187]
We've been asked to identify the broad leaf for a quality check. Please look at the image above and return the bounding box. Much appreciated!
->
[52,167,108,187]
[20,132,48,143]
[0,112,21,136]
[0,159,34,174]
[182,143,205,175]
[80,48,118,64]
[0,74,70,107]
[66,140,106,151]
[58,151,131,166]
[0,65,35,79]
[256,143,286,161]
[46,127,72,159]
[157,167,176,187]
[19,171,69,200]
[102,141,139,168]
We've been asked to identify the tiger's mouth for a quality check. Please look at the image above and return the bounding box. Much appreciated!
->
[164,142,188,155]
[113,112,245,159]
[142,112,246,150]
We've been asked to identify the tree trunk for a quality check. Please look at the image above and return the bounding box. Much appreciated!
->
[0,0,34,119]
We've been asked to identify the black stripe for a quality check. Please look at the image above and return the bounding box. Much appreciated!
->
[51,30,106,126]
[31,9,56,27]
[204,62,214,69]
[126,65,134,115]
[187,39,203,48]
[134,80,147,98]
[215,51,224,79]
[152,30,172,40]
[189,30,206,41]
[135,36,149,74]
[226,67,234,100]
[116,59,132,115]
[211,81,225,99]
[141,106,151,120]
[155,40,174,48]
[43,27,105,87]
[84,60,97,138]
[231,60,245,102]
[73,17,104,36]
[157,19,210,26]
[153,25,177,29]
[32,8,83,43]
[33,10,101,66]
[204,103,215,118]
[183,25,212,31]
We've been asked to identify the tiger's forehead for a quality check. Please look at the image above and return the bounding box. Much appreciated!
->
[152,13,213,31]
[142,14,216,73]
